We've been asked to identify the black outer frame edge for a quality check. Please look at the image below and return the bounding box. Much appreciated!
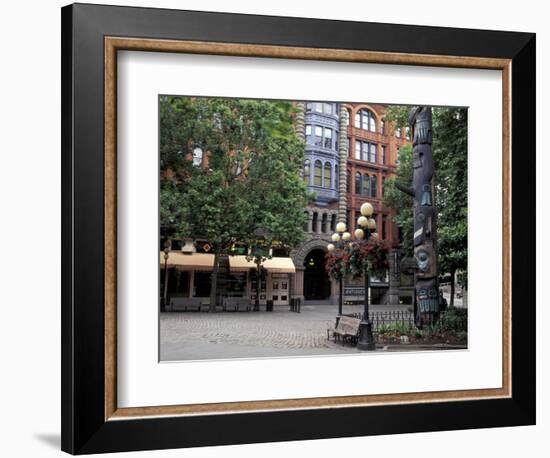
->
[61,3,536,454]
[510,34,536,424]
[61,4,75,455]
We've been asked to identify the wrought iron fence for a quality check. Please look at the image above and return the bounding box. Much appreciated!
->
[343,309,467,334]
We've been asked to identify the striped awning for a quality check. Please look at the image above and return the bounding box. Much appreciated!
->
[228,256,296,273]
[159,252,214,271]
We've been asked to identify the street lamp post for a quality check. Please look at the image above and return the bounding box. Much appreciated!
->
[355,203,377,351]
[162,240,170,312]
[328,222,351,316]
[328,205,378,351]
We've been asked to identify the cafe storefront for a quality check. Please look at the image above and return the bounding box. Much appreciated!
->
[160,252,296,307]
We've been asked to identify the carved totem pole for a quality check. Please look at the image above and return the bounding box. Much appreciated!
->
[397,107,440,326]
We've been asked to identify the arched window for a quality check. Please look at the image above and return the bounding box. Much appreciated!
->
[321,213,328,233]
[355,109,376,132]
[312,212,318,233]
[371,175,377,198]
[324,162,331,188]
[314,160,322,186]
[303,159,311,183]
[192,146,203,166]
[363,173,370,196]
[355,172,362,195]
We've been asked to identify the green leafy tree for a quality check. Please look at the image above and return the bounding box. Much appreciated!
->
[159,96,308,311]
[383,106,468,306]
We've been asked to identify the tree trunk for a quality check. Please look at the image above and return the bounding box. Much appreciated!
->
[255,262,261,312]
[449,267,456,308]
[209,252,219,313]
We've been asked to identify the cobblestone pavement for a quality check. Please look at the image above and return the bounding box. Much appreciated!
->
[160,304,411,361]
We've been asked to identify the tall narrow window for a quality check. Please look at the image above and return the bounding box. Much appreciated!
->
[381,145,386,164]
[382,177,386,197]
[314,126,323,146]
[355,140,361,160]
[323,128,332,148]
[303,159,311,183]
[334,164,339,190]
[355,112,361,128]
[324,162,331,188]
[380,120,385,134]
[369,116,376,132]
[355,172,362,195]
[314,160,322,186]
[312,212,318,232]
[361,142,369,161]
[346,170,351,193]
[305,125,312,144]
[363,173,370,196]
[361,111,369,130]
[382,216,387,240]
[321,213,328,233]
[192,146,203,166]
[346,109,351,125]
[369,143,377,162]
[371,175,377,198]
[331,214,336,232]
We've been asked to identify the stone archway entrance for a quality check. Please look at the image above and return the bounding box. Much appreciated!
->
[303,249,331,301]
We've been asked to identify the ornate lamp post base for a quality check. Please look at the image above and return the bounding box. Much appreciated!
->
[357,320,376,351]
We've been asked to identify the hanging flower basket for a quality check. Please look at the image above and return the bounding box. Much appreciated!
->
[325,247,351,281]
[347,239,390,279]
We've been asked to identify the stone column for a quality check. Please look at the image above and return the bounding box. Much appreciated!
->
[386,249,401,305]
[337,105,349,224]
[294,269,305,302]
[295,102,306,179]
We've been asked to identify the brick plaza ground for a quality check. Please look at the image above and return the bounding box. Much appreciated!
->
[160,303,420,361]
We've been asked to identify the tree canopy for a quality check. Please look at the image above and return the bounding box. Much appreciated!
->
[159,96,310,307]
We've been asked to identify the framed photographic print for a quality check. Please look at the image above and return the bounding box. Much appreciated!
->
[61,3,536,454]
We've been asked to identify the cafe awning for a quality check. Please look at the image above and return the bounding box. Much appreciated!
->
[228,256,296,273]
[159,252,214,271]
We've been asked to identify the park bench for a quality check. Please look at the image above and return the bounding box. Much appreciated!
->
[223,297,251,312]
[169,297,210,312]
[327,316,362,346]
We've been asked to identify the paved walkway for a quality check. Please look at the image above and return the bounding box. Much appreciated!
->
[160,304,411,361]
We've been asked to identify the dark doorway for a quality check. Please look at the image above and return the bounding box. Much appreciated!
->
[303,249,331,300]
